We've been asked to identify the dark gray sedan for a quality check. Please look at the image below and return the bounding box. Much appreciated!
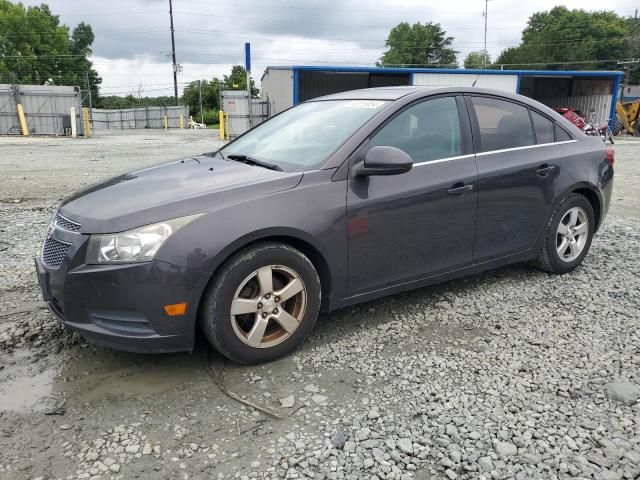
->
[36,87,614,363]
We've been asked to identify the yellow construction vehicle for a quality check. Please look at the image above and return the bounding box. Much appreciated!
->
[613,100,640,136]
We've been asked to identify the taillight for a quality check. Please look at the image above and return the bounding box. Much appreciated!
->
[605,146,614,165]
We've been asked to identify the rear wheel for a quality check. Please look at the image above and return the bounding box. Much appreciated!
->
[200,242,321,364]
[536,194,595,274]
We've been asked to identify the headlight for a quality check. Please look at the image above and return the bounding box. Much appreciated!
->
[85,214,201,264]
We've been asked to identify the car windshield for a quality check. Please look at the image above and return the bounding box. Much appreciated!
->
[220,99,389,171]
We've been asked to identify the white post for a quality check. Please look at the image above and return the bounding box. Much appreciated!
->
[70,106,77,138]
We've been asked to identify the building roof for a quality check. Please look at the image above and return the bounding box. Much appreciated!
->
[264,65,624,79]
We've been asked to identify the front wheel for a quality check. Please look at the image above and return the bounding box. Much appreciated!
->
[200,242,321,364]
[536,193,595,274]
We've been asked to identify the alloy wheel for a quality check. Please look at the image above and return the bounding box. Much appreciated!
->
[556,206,589,263]
[230,265,307,348]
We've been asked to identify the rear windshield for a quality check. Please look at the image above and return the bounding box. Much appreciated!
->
[221,99,389,171]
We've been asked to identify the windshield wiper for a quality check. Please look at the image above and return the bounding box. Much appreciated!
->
[226,154,282,171]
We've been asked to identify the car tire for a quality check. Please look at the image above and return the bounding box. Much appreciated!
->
[536,193,595,274]
[612,114,624,136]
[200,242,321,364]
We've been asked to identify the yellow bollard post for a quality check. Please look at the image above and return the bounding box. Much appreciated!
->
[164,114,168,130]
[219,111,225,140]
[179,115,184,129]
[82,107,92,137]
[16,104,29,136]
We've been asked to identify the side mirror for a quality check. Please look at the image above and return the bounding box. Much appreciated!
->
[353,146,413,177]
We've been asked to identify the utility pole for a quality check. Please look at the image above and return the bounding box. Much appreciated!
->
[85,72,93,111]
[169,0,179,105]
[619,10,639,101]
[199,79,204,124]
[630,9,639,94]
[482,0,489,69]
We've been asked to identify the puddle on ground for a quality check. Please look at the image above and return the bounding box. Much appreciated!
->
[0,344,210,412]
[55,346,209,405]
[0,368,56,412]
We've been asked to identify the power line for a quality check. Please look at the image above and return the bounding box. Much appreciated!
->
[5,57,630,73]
[164,0,520,17]
[0,28,167,37]
[172,10,520,30]
[38,10,167,17]
[1,36,631,62]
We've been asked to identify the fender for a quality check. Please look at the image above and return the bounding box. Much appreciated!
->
[206,226,336,310]
[157,169,348,310]
[534,181,603,251]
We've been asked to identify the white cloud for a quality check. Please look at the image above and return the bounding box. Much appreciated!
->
[18,0,640,97]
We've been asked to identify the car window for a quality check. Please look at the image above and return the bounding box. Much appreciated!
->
[531,110,555,144]
[370,96,462,163]
[221,99,389,172]
[471,97,534,152]
[555,125,573,141]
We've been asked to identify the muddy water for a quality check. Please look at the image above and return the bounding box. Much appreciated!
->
[0,345,210,413]
[55,347,209,405]
[0,368,57,412]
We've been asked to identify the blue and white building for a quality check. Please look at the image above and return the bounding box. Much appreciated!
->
[261,66,624,128]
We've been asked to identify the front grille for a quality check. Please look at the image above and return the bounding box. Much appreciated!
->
[54,214,81,232]
[42,236,71,269]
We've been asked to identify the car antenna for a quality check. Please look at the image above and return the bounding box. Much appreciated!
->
[471,73,481,87]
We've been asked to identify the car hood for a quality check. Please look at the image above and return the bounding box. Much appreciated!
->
[59,155,303,233]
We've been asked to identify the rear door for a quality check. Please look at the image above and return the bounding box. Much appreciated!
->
[346,95,478,295]
[467,95,566,261]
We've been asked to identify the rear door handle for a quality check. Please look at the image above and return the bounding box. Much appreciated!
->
[447,183,474,196]
[536,164,556,177]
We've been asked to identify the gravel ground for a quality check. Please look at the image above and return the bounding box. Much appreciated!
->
[0,131,639,480]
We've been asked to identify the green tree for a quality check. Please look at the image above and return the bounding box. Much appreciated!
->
[0,1,101,92]
[494,7,629,71]
[182,78,221,118]
[67,22,102,100]
[378,22,457,68]
[463,50,491,69]
[626,15,640,84]
[95,95,176,109]
[223,65,259,97]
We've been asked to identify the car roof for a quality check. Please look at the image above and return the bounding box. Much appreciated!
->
[310,86,532,104]
[311,86,429,101]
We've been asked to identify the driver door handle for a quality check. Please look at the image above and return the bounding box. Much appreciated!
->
[536,164,556,177]
[447,183,474,196]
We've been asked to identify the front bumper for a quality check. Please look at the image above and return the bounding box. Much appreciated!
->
[35,252,211,354]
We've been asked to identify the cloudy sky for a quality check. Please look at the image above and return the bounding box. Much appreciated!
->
[20,0,639,97]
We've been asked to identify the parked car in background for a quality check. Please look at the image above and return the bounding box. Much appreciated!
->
[36,87,614,364]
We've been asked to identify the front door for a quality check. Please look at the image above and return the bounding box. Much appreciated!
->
[346,95,479,296]
[466,95,563,261]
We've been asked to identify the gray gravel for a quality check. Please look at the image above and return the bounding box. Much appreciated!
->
[0,132,639,480]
